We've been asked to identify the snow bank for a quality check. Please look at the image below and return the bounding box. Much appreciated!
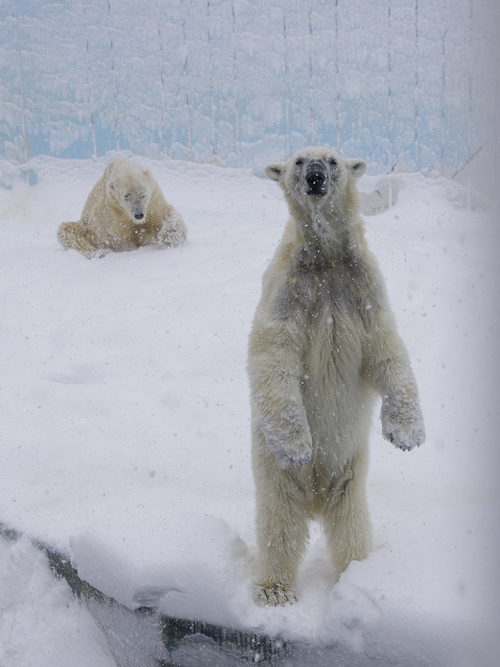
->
[71,508,252,627]
[0,536,116,667]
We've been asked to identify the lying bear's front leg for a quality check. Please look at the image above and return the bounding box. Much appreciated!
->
[157,210,187,248]
[57,222,102,259]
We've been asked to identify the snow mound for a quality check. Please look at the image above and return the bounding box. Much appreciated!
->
[71,509,252,627]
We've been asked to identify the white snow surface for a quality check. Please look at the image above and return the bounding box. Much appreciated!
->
[0,154,499,666]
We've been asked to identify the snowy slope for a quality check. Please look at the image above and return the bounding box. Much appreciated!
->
[0,154,499,666]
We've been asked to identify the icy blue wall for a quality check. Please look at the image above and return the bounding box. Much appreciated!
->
[0,0,492,173]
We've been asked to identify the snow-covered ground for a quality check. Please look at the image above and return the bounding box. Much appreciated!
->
[0,154,499,666]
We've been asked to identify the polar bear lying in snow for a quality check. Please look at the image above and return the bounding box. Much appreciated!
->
[248,146,425,606]
[57,158,187,258]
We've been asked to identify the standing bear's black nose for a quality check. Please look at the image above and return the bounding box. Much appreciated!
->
[134,213,144,220]
[305,162,328,196]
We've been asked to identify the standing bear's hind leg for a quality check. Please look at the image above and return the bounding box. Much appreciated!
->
[322,450,372,578]
[253,477,309,606]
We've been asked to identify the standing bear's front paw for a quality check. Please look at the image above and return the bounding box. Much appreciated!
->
[265,428,312,468]
[381,396,425,451]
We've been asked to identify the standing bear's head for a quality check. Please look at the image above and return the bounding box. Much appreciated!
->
[264,147,367,217]
[106,159,154,223]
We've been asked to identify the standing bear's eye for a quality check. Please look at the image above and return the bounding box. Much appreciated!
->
[295,158,305,166]
[327,158,337,167]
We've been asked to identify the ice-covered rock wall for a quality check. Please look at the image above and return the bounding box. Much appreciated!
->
[0,0,495,172]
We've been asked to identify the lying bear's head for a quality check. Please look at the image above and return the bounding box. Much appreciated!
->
[107,161,153,223]
[265,147,367,214]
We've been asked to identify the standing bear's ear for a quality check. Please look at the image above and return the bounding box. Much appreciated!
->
[264,162,287,182]
[345,159,367,179]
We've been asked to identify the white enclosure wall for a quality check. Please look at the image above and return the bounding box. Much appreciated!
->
[0,0,495,173]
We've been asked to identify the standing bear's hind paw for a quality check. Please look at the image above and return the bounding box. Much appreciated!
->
[253,582,297,606]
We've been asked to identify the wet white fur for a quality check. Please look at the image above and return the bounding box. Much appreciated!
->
[248,147,425,606]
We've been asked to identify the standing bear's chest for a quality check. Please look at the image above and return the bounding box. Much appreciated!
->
[274,258,372,381]
[275,257,369,326]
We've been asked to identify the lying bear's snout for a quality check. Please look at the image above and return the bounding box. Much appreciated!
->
[134,212,144,220]
[305,162,328,197]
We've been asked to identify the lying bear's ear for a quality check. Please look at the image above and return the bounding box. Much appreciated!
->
[345,159,367,179]
[264,162,286,182]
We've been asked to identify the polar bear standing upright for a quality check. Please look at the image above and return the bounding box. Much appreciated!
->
[248,147,425,606]
[57,158,187,258]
